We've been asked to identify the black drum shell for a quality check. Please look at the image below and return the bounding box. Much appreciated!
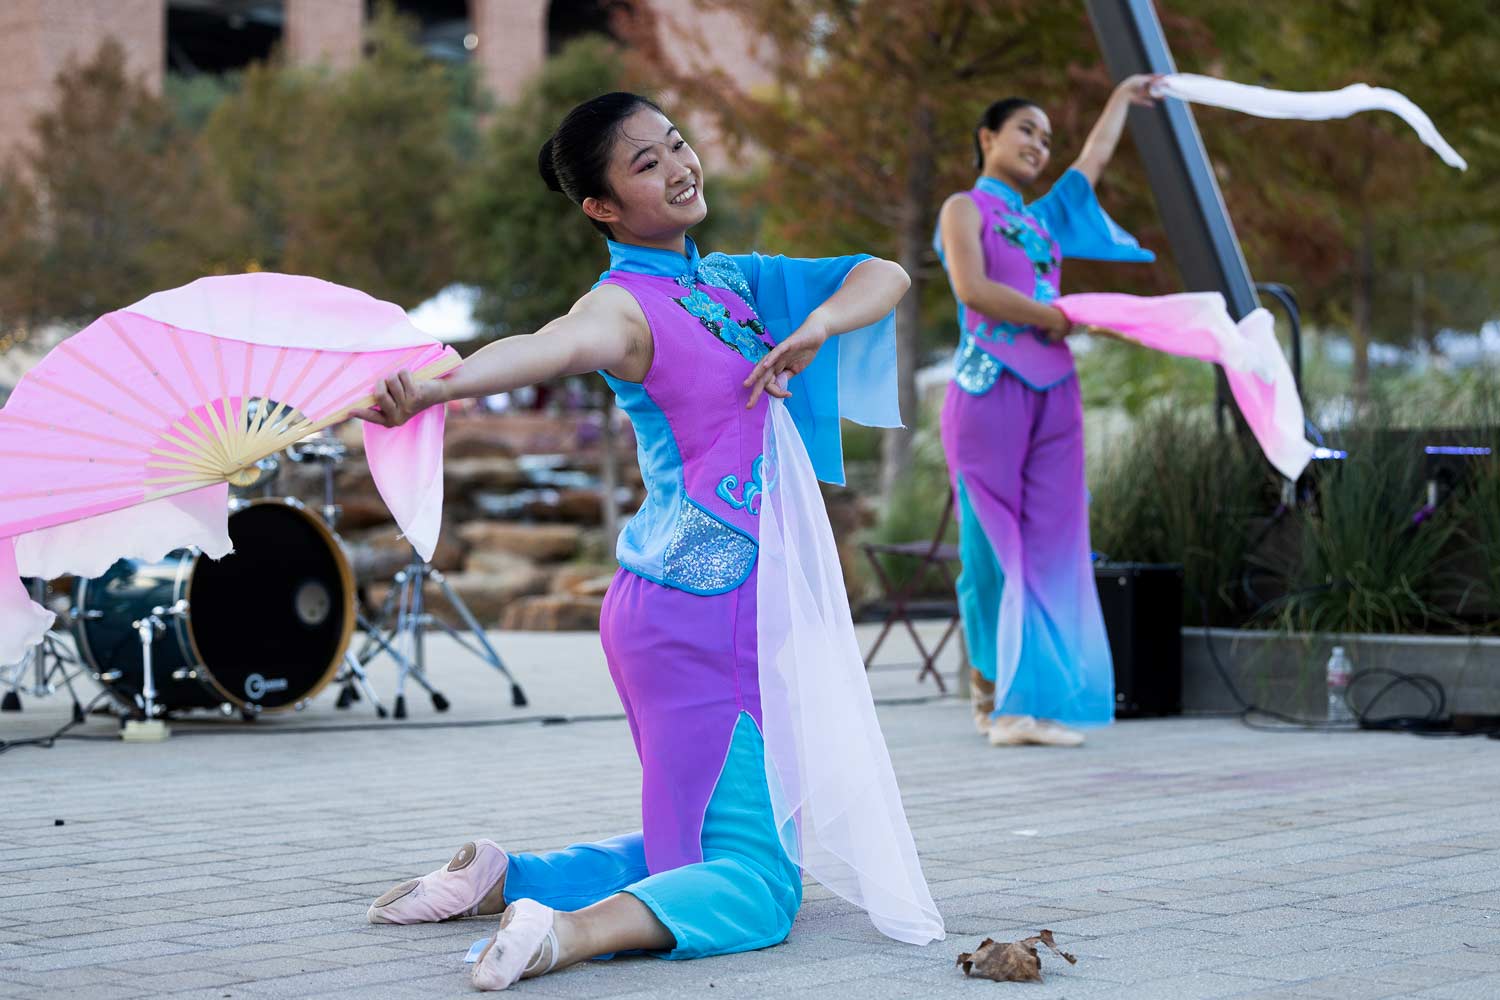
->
[73,499,353,715]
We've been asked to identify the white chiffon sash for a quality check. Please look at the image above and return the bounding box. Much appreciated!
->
[756,398,945,946]
[1153,73,1466,171]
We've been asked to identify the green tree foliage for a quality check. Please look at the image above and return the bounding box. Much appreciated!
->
[636,0,1500,419]
[1168,0,1500,397]
[277,6,461,307]
[197,62,310,274]
[1,40,242,324]
[446,36,628,338]
[199,4,462,307]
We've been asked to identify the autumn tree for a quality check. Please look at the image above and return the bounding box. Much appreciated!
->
[628,0,1169,494]
[199,4,465,308]
[1170,0,1500,399]
[445,36,629,338]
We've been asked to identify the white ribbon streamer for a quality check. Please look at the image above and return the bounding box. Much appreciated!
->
[1153,73,1466,171]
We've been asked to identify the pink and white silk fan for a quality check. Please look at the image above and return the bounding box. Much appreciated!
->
[0,272,460,663]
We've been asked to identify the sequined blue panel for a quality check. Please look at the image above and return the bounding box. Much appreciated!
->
[695,252,757,309]
[662,501,757,592]
[953,333,1002,396]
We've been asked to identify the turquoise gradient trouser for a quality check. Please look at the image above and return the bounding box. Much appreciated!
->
[502,712,802,959]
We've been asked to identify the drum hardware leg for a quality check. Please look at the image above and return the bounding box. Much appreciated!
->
[427,569,528,708]
[408,580,448,714]
[354,587,401,665]
[1,651,22,711]
[391,562,417,713]
[383,558,451,716]
[2,582,90,716]
[334,652,387,718]
[396,633,445,708]
[355,547,529,717]
[123,600,185,743]
[44,633,86,723]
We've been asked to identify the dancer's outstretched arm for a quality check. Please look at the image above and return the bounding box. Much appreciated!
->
[354,284,648,428]
[1070,74,1159,186]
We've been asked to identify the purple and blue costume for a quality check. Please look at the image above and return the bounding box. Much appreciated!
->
[935,170,1153,724]
[501,238,941,956]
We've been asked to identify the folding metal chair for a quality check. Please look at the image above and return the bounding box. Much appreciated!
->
[859,488,963,691]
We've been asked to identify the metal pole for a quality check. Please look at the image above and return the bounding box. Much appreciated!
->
[1085,0,1262,432]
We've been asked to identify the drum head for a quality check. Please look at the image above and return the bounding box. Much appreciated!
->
[188,501,353,711]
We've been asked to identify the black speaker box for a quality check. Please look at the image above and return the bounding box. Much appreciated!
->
[1095,562,1183,718]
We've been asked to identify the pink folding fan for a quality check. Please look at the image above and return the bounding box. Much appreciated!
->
[1,272,460,662]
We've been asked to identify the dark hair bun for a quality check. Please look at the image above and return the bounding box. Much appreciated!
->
[538,92,664,238]
[537,137,563,193]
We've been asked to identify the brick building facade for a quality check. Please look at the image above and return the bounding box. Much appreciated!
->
[0,0,766,164]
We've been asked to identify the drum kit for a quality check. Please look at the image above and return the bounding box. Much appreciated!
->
[2,423,526,731]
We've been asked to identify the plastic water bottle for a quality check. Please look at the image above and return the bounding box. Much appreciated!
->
[1325,646,1355,724]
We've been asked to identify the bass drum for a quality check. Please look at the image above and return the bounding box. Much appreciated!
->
[74,498,354,715]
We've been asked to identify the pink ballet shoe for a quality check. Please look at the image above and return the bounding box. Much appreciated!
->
[367,839,508,925]
[988,715,1085,748]
[472,899,559,991]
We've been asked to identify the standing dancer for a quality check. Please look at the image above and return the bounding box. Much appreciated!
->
[935,78,1158,747]
[356,93,942,991]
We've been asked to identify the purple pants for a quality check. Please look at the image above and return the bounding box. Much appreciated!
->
[940,374,1114,723]
[599,567,763,874]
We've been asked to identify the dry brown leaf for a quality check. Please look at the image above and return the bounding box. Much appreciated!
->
[956,929,1077,983]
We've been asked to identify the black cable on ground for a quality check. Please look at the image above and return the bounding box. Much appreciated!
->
[0,691,948,752]
[0,691,112,756]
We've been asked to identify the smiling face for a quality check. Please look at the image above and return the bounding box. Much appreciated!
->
[978,105,1052,188]
[582,107,707,247]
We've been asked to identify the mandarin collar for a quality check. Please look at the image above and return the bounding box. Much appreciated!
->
[606,236,702,278]
[976,175,1026,212]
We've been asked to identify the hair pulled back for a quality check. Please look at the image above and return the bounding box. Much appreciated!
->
[538,91,664,238]
[973,97,1040,169]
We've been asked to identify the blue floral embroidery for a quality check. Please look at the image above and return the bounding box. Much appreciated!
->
[991,208,1061,345]
[672,280,774,363]
[997,218,1058,276]
[716,454,775,515]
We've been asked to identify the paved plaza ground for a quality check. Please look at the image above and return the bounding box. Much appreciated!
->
[3,626,1500,999]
